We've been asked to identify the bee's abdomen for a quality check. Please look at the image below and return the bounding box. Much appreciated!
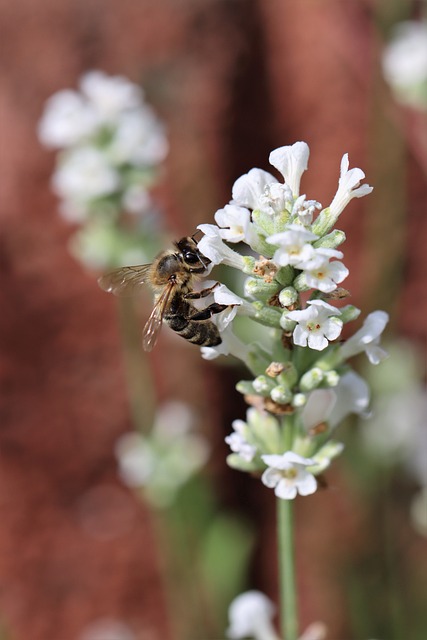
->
[166,315,222,346]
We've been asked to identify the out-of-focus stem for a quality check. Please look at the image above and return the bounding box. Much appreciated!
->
[116,296,156,433]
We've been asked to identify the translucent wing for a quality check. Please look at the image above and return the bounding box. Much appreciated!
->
[142,281,175,352]
[98,264,152,296]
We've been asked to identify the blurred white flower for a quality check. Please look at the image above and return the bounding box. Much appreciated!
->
[197,224,248,270]
[227,590,279,640]
[80,70,144,120]
[382,21,427,109]
[107,107,168,166]
[115,401,210,507]
[38,90,99,148]
[340,310,389,364]
[52,146,120,202]
[232,168,278,211]
[261,452,317,499]
[79,618,135,640]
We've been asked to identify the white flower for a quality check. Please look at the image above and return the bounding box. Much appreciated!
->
[261,452,317,499]
[340,310,389,364]
[122,183,151,215]
[38,90,99,148]
[201,324,251,364]
[107,107,168,166]
[52,146,120,201]
[258,182,293,216]
[329,153,373,220]
[303,248,349,293]
[201,282,253,332]
[286,300,343,351]
[269,141,310,198]
[115,402,209,507]
[227,591,279,640]
[232,168,278,210]
[291,195,322,226]
[225,420,257,462]
[197,224,248,270]
[266,224,318,267]
[79,618,135,640]
[80,70,143,121]
[214,204,252,243]
[302,371,370,433]
[382,21,427,100]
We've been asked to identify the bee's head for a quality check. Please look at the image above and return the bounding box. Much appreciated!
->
[175,236,210,273]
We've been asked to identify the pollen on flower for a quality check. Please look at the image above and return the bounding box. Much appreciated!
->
[253,257,278,283]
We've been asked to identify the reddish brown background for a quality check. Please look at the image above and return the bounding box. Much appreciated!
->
[1,1,426,639]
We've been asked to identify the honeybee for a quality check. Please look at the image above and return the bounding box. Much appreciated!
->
[98,236,228,351]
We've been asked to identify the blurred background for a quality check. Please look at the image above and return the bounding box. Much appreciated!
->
[0,0,426,639]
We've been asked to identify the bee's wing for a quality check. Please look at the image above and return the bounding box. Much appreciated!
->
[98,264,152,296]
[142,281,175,352]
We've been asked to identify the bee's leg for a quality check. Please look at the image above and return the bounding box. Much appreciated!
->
[184,282,220,300]
[188,303,229,322]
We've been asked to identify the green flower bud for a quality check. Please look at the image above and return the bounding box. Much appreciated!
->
[279,286,298,307]
[277,362,298,388]
[313,229,346,250]
[280,311,296,332]
[300,367,325,391]
[275,265,295,286]
[236,380,256,396]
[252,302,283,328]
[292,271,310,292]
[242,256,257,274]
[252,209,276,237]
[227,454,262,473]
[253,375,276,395]
[324,370,340,387]
[339,304,361,324]
[292,393,307,407]
[245,277,281,303]
[270,385,293,404]
[311,206,335,237]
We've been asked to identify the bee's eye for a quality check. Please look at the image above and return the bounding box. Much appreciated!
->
[184,251,199,264]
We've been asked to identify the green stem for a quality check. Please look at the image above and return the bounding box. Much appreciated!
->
[116,296,156,433]
[277,497,298,640]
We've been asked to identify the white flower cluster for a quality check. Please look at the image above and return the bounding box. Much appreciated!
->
[196,141,389,500]
[114,401,210,507]
[382,20,427,111]
[39,71,168,268]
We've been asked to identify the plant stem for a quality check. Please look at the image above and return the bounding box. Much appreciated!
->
[277,497,298,640]
[116,296,156,433]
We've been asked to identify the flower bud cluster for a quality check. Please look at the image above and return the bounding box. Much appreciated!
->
[197,142,389,499]
[39,70,168,268]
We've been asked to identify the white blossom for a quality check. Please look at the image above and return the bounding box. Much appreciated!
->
[38,90,99,148]
[261,452,317,499]
[122,184,151,215]
[227,591,279,640]
[286,300,343,351]
[292,195,322,226]
[266,224,318,267]
[302,248,349,293]
[269,141,310,198]
[382,21,427,109]
[214,203,252,243]
[225,420,257,462]
[340,310,389,364]
[329,153,373,220]
[114,402,209,507]
[302,371,370,433]
[200,324,251,364]
[80,70,143,121]
[197,224,248,270]
[232,168,278,210]
[107,107,168,166]
[52,146,121,202]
